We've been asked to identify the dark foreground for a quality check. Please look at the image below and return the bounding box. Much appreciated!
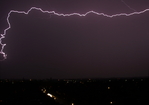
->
[0,77,148,105]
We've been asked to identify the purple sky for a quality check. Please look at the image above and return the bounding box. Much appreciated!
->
[0,0,149,79]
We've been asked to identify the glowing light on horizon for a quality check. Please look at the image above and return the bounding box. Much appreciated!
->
[0,7,149,60]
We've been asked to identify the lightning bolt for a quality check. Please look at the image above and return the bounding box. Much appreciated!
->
[0,7,149,60]
[121,0,136,11]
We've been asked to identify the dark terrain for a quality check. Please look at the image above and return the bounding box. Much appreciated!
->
[0,77,148,105]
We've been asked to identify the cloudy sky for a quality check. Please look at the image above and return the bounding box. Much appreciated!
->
[0,0,149,79]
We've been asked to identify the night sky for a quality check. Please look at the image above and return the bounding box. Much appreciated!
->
[0,0,149,79]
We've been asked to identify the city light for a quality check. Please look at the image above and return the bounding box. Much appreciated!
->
[47,93,53,98]
[42,88,46,93]
[108,87,111,89]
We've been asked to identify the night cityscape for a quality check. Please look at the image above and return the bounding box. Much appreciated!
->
[0,77,148,105]
[0,0,149,105]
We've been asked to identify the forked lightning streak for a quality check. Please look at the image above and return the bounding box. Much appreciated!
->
[0,7,149,60]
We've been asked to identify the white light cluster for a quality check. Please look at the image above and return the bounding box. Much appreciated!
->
[47,93,53,98]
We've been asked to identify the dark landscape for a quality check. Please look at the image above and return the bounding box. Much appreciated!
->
[0,77,148,105]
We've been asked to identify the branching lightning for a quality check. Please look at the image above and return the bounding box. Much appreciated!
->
[121,0,136,11]
[0,7,149,60]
